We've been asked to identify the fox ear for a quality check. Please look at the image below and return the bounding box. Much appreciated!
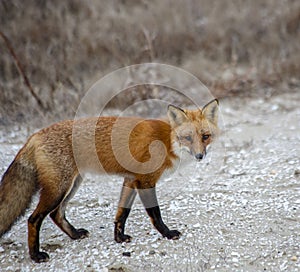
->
[202,99,219,125]
[168,105,188,127]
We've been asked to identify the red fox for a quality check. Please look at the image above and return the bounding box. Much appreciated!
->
[0,99,219,262]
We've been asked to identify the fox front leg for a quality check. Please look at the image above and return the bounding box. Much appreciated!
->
[138,187,181,240]
[114,180,137,243]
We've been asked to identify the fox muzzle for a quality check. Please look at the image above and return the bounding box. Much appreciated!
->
[195,148,207,161]
[195,153,204,161]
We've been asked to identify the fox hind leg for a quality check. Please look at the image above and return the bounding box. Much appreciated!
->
[28,188,68,263]
[50,175,89,240]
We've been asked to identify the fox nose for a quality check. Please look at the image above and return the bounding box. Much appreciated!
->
[195,153,203,160]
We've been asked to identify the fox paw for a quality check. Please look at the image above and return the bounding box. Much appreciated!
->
[164,230,181,240]
[115,234,132,243]
[72,228,90,240]
[31,251,50,263]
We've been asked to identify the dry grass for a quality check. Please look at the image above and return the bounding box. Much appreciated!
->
[0,0,299,126]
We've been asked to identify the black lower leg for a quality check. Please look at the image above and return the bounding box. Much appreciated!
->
[138,187,181,240]
[28,191,67,263]
[114,183,137,243]
[146,206,181,239]
[28,213,50,263]
[50,209,89,240]
[114,207,132,242]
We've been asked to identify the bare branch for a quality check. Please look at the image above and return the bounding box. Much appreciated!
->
[0,30,46,111]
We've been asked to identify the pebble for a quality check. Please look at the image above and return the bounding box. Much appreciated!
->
[294,169,300,176]
[291,256,297,261]
[122,252,131,257]
[193,223,201,228]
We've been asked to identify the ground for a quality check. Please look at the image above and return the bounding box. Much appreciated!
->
[0,91,299,271]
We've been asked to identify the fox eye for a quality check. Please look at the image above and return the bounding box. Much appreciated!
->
[202,134,210,141]
[185,135,192,141]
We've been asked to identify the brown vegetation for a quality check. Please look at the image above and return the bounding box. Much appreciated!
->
[0,0,299,126]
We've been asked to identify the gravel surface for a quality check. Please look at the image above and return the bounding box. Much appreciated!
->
[0,92,299,271]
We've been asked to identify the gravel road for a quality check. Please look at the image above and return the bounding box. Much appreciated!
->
[0,91,299,271]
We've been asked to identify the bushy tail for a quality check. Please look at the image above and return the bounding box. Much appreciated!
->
[0,144,38,237]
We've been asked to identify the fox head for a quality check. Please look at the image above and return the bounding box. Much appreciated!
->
[168,99,219,161]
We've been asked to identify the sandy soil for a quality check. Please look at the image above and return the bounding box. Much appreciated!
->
[0,91,299,271]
